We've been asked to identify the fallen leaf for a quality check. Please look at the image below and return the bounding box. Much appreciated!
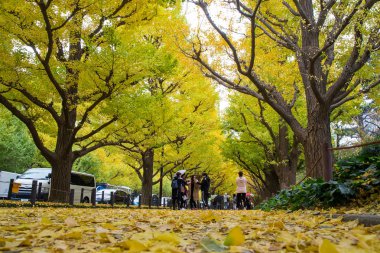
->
[116,239,147,251]
[60,231,82,240]
[224,226,245,246]
[64,217,79,227]
[319,239,339,253]
[200,238,226,252]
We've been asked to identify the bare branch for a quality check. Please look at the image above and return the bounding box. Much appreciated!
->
[74,116,118,143]
[282,1,300,16]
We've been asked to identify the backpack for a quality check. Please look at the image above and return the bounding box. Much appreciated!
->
[171,178,179,189]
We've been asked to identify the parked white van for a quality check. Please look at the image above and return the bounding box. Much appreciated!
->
[0,171,21,198]
[12,168,95,203]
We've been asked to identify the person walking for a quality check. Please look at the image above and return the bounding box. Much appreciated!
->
[171,172,181,210]
[200,172,211,209]
[232,194,237,210]
[223,193,229,210]
[179,173,187,209]
[193,175,201,208]
[189,175,199,209]
[236,171,247,210]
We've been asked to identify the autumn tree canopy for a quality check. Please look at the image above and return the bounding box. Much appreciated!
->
[0,0,170,202]
[186,0,380,181]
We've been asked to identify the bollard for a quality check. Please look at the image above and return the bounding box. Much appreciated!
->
[80,188,84,203]
[163,198,166,208]
[37,182,42,200]
[101,191,105,204]
[91,188,96,206]
[69,189,75,206]
[7,179,14,200]
[110,192,114,207]
[138,194,141,208]
[30,180,37,206]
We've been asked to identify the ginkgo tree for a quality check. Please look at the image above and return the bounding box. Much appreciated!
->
[186,0,380,181]
[114,50,220,205]
[222,93,301,200]
[0,0,171,202]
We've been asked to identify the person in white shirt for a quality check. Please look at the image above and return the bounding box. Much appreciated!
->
[236,171,247,209]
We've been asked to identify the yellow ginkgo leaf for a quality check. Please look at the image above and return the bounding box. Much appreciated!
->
[101,223,119,230]
[40,217,52,225]
[117,239,147,251]
[64,217,79,227]
[100,247,122,253]
[319,239,339,253]
[224,226,245,246]
[154,233,181,245]
[60,231,82,240]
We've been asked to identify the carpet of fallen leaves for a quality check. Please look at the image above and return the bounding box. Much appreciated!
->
[0,207,379,253]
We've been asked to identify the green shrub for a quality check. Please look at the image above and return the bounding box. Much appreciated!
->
[258,179,354,211]
[258,144,379,211]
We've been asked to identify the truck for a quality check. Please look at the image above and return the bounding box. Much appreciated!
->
[0,171,20,198]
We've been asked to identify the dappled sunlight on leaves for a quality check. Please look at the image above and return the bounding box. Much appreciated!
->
[0,208,379,252]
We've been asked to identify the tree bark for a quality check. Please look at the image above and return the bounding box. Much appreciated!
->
[141,149,154,205]
[303,108,333,180]
[277,123,289,189]
[262,167,281,199]
[275,123,299,189]
[48,121,76,202]
[49,157,73,203]
[288,135,299,185]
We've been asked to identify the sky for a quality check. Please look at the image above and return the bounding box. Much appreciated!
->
[182,1,233,114]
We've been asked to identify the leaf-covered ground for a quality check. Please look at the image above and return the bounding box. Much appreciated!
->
[0,207,379,252]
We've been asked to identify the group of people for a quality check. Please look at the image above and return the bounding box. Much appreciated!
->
[171,170,250,210]
[171,172,210,210]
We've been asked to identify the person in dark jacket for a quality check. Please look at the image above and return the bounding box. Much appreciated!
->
[171,172,181,210]
[199,172,210,208]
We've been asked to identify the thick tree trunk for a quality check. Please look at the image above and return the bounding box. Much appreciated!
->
[276,123,299,189]
[262,167,281,199]
[49,115,76,202]
[141,149,154,205]
[49,157,73,202]
[303,110,333,180]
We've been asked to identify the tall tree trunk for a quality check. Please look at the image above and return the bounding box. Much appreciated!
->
[295,0,332,181]
[141,149,154,205]
[304,109,333,180]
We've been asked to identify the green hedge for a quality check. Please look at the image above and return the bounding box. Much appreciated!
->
[258,144,380,211]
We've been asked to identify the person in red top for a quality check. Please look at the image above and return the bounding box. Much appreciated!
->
[236,171,247,209]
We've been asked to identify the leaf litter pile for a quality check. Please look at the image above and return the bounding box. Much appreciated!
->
[0,208,379,252]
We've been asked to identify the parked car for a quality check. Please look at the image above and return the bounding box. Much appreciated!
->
[132,194,160,206]
[12,168,95,203]
[0,171,20,198]
[96,183,132,194]
[96,188,130,204]
[96,182,112,191]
